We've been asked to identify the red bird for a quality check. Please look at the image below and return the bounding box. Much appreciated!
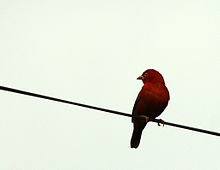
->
[130,69,170,148]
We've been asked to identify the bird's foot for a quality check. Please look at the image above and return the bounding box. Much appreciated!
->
[139,115,150,123]
[157,119,165,127]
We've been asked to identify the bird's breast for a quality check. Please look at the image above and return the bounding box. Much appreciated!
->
[133,83,169,118]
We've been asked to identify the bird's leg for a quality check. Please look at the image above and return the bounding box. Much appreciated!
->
[139,115,150,123]
[157,119,165,127]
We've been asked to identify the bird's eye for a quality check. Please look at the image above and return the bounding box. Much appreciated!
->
[143,73,148,77]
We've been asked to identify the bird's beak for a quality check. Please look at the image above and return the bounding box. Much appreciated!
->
[137,75,144,80]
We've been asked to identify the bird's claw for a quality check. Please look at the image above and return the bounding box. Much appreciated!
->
[157,119,165,127]
[139,115,150,123]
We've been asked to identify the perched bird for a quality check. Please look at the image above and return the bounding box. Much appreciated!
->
[130,69,170,148]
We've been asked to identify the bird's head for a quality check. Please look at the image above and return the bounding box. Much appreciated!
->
[137,69,165,84]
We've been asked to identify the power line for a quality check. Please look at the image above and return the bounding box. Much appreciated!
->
[0,85,219,137]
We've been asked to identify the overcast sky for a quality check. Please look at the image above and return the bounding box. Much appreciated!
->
[0,0,220,169]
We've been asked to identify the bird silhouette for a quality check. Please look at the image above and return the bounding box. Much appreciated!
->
[130,69,170,148]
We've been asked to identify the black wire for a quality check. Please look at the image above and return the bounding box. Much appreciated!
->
[0,85,220,137]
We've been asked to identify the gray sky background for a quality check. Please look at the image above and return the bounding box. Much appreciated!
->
[0,0,220,169]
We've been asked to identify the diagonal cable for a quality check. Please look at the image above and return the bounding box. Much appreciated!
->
[0,85,219,137]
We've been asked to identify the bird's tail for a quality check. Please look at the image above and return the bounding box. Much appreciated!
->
[130,123,146,149]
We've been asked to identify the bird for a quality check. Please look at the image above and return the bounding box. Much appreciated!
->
[130,69,170,148]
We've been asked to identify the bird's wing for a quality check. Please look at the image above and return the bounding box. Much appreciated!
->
[132,84,169,122]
